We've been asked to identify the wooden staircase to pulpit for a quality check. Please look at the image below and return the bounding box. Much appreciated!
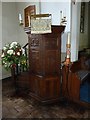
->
[15,25,65,104]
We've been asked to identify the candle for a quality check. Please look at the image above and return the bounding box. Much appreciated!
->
[19,14,22,21]
[67,32,70,44]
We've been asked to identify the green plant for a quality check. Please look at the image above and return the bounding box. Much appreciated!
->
[1,42,27,70]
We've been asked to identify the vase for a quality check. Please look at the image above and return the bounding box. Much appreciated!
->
[11,67,18,94]
[11,67,16,81]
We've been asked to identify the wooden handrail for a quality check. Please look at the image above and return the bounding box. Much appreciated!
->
[23,43,29,48]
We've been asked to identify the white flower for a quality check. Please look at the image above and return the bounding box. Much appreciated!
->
[1,53,4,58]
[13,52,15,55]
[7,50,13,55]
[3,61,5,64]
[18,63,20,66]
[5,44,9,47]
[10,42,17,48]
[4,64,8,68]
[9,46,13,49]
[19,49,22,51]
[3,47,7,50]
[17,52,20,56]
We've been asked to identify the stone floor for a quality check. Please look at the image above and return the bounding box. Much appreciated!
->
[2,80,90,120]
[2,78,90,119]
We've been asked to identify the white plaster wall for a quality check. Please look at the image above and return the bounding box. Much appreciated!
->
[2,2,18,47]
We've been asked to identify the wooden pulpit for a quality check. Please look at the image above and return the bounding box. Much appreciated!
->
[24,25,65,103]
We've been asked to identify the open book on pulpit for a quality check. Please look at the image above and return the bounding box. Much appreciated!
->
[30,14,52,34]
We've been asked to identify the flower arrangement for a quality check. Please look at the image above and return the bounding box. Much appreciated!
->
[1,42,28,70]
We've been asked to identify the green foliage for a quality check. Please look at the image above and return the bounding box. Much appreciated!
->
[1,42,28,70]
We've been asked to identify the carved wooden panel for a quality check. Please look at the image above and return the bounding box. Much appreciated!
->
[29,75,39,94]
[44,35,58,50]
[29,75,61,100]
[44,50,59,75]
[29,34,41,48]
[30,38,40,47]
[30,50,41,74]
